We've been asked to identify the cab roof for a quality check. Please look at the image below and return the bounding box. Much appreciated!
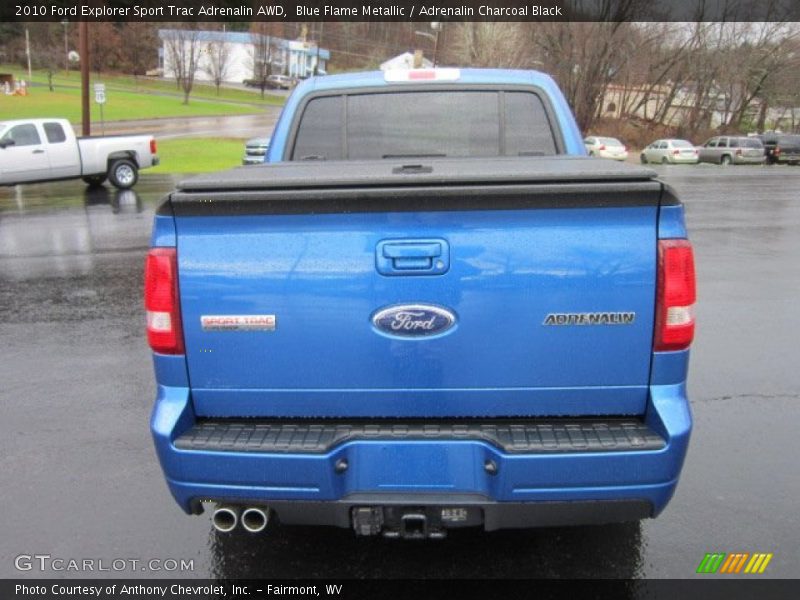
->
[295,68,559,94]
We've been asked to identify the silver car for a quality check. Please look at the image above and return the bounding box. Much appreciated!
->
[640,139,699,164]
[697,136,765,166]
[584,136,628,161]
[242,137,270,165]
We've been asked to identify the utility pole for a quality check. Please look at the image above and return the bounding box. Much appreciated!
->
[431,22,442,68]
[314,21,324,76]
[79,21,90,136]
[414,25,441,67]
[62,19,69,75]
[25,28,32,80]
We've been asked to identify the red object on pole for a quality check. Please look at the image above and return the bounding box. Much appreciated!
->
[79,21,90,136]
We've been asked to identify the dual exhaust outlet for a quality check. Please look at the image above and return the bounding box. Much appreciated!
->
[212,505,269,533]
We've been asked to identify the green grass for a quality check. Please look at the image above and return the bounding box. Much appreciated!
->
[0,65,285,123]
[100,73,286,106]
[0,87,261,123]
[148,137,246,174]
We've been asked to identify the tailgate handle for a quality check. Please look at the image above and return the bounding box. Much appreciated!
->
[377,239,449,276]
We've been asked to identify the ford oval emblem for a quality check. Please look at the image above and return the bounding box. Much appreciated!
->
[372,304,457,338]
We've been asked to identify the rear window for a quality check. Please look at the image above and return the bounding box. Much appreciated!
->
[740,138,762,148]
[290,90,557,160]
[505,92,557,156]
[292,96,343,161]
[43,122,67,144]
[598,137,623,146]
[671,140,694,148]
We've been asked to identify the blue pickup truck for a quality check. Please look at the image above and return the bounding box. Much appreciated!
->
[146,69,696,538]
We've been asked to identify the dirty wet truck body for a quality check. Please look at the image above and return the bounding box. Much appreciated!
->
[146,69,696,538]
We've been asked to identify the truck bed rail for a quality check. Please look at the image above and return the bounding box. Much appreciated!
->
[174,418,665,455]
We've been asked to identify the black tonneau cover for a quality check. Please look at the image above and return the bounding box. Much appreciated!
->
[169,156,666,216]
[178,156,656,192]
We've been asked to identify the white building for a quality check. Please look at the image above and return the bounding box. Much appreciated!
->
[158,29,330,83]
[380,52,433,71]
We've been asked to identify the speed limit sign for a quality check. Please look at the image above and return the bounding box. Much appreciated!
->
[94,83,106,105]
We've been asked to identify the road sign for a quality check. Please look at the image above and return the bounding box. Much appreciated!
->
[94,83,106,105]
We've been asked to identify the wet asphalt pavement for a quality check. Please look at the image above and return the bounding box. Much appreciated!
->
[0,165,798,579]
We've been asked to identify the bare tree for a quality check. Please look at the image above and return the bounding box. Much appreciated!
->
[765,38,800,131]
[450,23,527,68]
[33,47,61,92]
[529,21,633,132]
[26,24,65,92]
[249,23,279,99]
[611,23,704,126]
[163,24,202,104]
[90,22,123,75]
[726,23,800,130]
[202,37,232,95]
[119,22,157,80]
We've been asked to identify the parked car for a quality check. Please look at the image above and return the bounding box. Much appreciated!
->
[243,76,289,90]
[697,136,765,166]
[757,133,800,165]
[242,137,270,165]
[148,68,695,538]
[0,118,158,189]
[267,75,295,89]
[584,136,628,161]
[245,75,295,90]
[640,139,699,164]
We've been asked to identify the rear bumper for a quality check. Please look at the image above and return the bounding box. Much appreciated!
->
[234,496,654,531]
[734,156,766,164]
[242,155,265,165]
[598,152,628,161]
[151,380,691,528]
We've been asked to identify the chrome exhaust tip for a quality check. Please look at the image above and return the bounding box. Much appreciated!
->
[241,507,269,533]
[212,506,240,533]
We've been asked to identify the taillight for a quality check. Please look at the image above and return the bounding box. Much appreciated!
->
[673,149,680,155]
[774,146,781,155]
[150,138,157,155]
[655,239,696,352]
[736,149,742,156]
[599,145,606,151]
[144,248,184,354]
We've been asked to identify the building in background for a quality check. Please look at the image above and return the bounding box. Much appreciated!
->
[158,29,329,83]
[379,52,433,71]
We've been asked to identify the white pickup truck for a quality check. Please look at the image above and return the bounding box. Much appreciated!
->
[0,118,158,189]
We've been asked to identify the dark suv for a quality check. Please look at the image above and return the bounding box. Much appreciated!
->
[758,133,800,165]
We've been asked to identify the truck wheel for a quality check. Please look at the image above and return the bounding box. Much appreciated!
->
[82,175,106,187]
[109,159,138,189]
[720,155,732,166]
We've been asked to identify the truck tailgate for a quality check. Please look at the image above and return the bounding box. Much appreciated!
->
[169,157,663,418]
